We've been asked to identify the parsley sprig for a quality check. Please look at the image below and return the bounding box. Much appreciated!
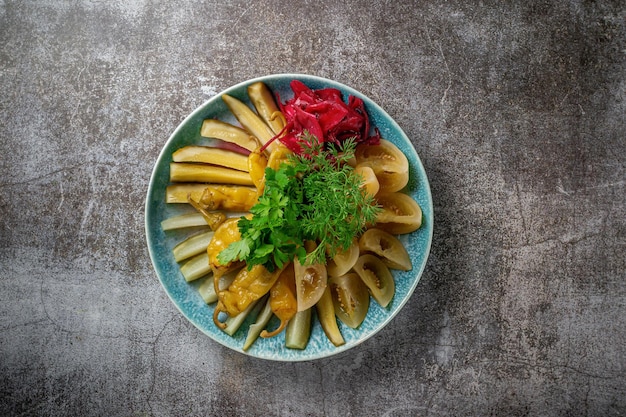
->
[217,133,380,271]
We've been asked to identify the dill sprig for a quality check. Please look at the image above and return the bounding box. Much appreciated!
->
[292,134,380,264]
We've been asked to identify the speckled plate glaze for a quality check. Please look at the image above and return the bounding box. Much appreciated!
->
[145,74,433,361]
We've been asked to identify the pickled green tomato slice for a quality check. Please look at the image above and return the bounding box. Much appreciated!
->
[355,139,409,193]
[352,254,395,308]
[354,165,380,197]
[329,273,370,329]
[358,228,412,271]
[374,192,423,235]
[326,240,360,277]
[294,259,327,312]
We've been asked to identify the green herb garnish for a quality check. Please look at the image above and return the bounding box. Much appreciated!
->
[217,133,380,271]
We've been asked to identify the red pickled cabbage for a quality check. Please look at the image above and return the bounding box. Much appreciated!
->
[272,80,380,154]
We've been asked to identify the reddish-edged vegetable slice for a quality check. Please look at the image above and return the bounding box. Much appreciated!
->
[200,119,260,153]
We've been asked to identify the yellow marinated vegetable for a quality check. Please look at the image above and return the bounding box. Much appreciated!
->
[354,165,380,197]
[196,185,258,212]
[247,81,286,136]
[207,218,244,280]
[266,144,293,171]
[213,264,285,329]
[169,162,254,185]
[200,119,260,152]
[261,264,298,338]
[248,148,268,193]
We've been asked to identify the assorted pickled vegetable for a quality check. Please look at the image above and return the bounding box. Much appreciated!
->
[160,80,423,351]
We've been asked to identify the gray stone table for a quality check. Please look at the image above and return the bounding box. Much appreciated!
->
[1,1,624,416]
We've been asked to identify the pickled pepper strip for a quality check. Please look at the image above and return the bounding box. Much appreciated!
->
[261,264,297,338]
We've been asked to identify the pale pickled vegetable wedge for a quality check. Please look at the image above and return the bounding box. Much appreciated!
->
[243,296,274,351]
[358,228,412,271]
[200,119,260,152]
[172,230,215,262]
[316,286,345,347]
[326,240,359,278]
[161,212,208,230]
[169,162,253,186]
[223,296,265,337]
[354,165,380,197]
[375,192,423,234]
[352,254,395,308]
[179,252,211,282]
[222,94,276,149]
[172,146,250,172]
[198,275,218,304]
[355,139,409,193]
[247,82,285,136]
[285,308,312,350]
[294,258,327,312]
[329,273,370,329]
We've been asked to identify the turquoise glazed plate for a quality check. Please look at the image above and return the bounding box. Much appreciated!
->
[145,74,433,361]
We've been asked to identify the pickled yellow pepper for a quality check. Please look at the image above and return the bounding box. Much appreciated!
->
[206,218,244,285]
[261,264,298,338]
[213,264,285,330]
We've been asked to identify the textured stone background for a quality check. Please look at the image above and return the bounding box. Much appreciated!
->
[1,1,625,416]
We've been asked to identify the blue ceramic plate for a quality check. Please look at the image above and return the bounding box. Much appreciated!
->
[145,74,433,361]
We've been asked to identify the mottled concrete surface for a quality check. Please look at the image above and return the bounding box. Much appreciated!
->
[1,0,625,416]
